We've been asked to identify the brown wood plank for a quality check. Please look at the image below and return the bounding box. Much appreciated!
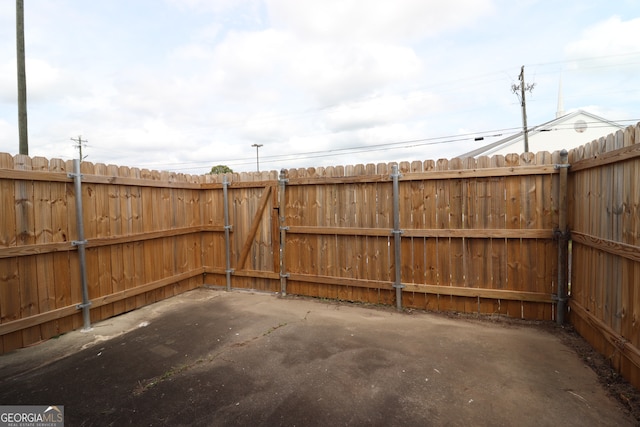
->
[448,158,466,313]
[284,164,559,186]
[133,168,148,307]
[571,233,640,263]
[462,157,477,314]
[49,158,73,335]
[163,173,177,296]
[434,159,452,311]
[94,164,114,320]
[32,157,56,339]
[422,161,437,301]
[117,166,136,310]
[64,160,82,330]
[108,165,126,315]
[520,152,538,319]
[475,156,494,314]
[570,140,640,172]
[14,155,41,345]
[489,155,507,316]
[570,299,640,373]
[78,162,100,323]
[504,153,523,318]
[0,256,22,351]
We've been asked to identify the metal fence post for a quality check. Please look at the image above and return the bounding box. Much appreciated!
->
[223,175,232,291]
[391,164,404,311]
[556,149,570,324]
[69,159,92,331]
[279,169,289,295]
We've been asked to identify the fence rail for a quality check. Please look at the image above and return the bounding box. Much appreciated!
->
[1,122,639,390]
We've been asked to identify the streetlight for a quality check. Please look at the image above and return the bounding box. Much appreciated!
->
[251,144,263,172]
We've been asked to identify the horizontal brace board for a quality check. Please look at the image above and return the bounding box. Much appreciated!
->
[399,165,560,181]
[572,231,640,263]
[0,169,70,182]
[0,225,225,258]
[81,175,201,189]
[0,168,203,188]
[287,226,553,239]
[0,268,205,336]
[204,267,280,280]
[402,283,554,303]
[570,143,640,172]
[201,181,276,189]
[0,241,72,258]
[287,273,555,303]
[285,165,558,186]
[402,228,553,239]
[288,273,393,290]
[569,299,640,369]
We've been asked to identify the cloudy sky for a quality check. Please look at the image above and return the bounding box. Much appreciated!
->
[1,1,639,174]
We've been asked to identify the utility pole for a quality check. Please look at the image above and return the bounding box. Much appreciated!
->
[16,0,29,155]
[71,135,88,161]
[511,65,535,153]
[251,143,263,172]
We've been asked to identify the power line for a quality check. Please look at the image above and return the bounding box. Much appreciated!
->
[150,118,640,171]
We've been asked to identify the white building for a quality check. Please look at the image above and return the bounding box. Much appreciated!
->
[461,109,624,158]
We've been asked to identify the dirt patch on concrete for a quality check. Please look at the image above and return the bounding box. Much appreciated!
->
[1,289,638,426]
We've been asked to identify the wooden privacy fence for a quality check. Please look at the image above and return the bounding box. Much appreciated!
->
[0,154,210,353]
[0,150,564,355]
[568,123,640,389]
[1,123,638,390]
[275,155,563,321]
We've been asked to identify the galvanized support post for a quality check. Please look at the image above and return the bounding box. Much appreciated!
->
[278,169,288,295]
[69,159,91,331]
[223,176,232,291]
[556,150,569,324]
[391,164,404,311]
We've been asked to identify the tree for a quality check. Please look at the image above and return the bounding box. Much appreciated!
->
[209,165,233,174]
[16,0,28,155]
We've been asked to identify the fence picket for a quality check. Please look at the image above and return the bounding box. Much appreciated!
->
[504,153,523,318]
[32,157,56,340]
[14,155,40,345]
[49,158,72,334]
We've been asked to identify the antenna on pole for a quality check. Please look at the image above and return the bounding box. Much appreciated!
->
[71,135,88,162]
[511,66,535,153]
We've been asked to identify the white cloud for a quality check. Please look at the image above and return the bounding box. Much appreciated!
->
[267,0,494,42]
[565,16,640,62]
[2,1,639,173]
[324,91,440,132]
[288,41,422,104]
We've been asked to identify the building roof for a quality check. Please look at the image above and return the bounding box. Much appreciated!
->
[460,110,624,158]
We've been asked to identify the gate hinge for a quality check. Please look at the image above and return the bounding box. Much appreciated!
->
[552,228,570,241]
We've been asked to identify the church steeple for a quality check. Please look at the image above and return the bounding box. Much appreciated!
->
[556,76,565,118]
